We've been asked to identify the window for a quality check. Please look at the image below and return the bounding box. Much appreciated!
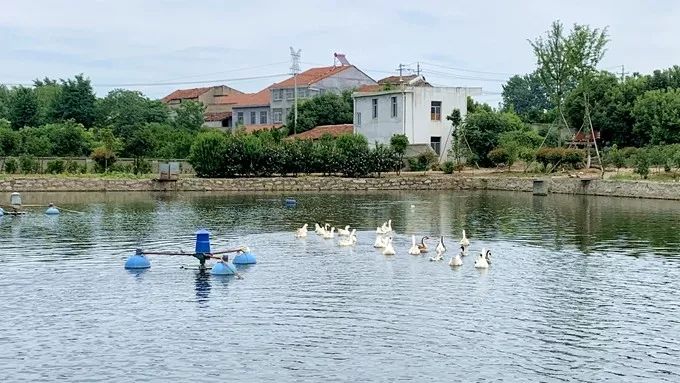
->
[356,112,362,127]
[273,108,283,123]
[237,111,244,125]
[372,98,378,119]
[250,111,257,124]
[260,111,267,124]
[297,88,307,98]
[285,89,294,100]
[430,136,441,155]
[431,101,442,120]
[391,96,397,118]
[273,89,282,101]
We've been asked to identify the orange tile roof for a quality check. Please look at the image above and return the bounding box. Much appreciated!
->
[356,84,382,92]
[162,87,212,102]
[216,85,272,107]
[240,124,284,134]
[287,124,353,140]
[203,111,232,122]
[271,66,352,89]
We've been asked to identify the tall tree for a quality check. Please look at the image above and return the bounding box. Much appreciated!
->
[97,89,168,137]
[173,100,205,131]
[8,87,39,129]
[52,74,98,127]
[0,85,10,120]
[285,90,353,134]
[632,89,680,145]
[502,72,553,123]
[33,78,61,126]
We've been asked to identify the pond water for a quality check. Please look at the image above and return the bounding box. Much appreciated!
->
[1,190,679,382]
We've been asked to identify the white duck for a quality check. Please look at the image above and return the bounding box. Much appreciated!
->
[429,249,444,261]
[408,235,421,255]
[460,230,470,249]
[474,248,491,269]
[449,245,465,267]
[373,235,386,248]
[382,237,395,256]
[435,236,447,254]
[323,227,335,239]
[295,223,308,238]
[338,229,357,246]
[338,225,351,236]
[315,223,326,235]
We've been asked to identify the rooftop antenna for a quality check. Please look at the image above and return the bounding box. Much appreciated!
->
[290,47,301,135]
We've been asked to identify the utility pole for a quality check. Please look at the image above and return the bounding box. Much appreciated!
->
[620,65,625,82]
[290,47,301,134]
[397,63,405,79]
[416,62,420,76]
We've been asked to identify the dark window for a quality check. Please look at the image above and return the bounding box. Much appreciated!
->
[391,96,397,118]
[430,136,441,155]
[431,101,442,120]
[237,112,244,125]
[273,108,283,123]
[372,98,378,118]
[356,112,362,126]
[250,111,257,124]
[260,111,267,124]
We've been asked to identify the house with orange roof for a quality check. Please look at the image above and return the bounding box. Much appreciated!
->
[215,86,273,129]
[162,85,243,128]
[269,57,375,126]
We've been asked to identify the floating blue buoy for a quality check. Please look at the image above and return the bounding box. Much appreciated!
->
[284,198,297,205]
[233,252,257,265]
[125,249,151,269]
[45,203,60,215]
[195,229,211,254]
[210,262,237,275]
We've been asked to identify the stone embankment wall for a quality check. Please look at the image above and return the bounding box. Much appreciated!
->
[1,176,679,200]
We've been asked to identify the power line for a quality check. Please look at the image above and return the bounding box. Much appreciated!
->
[420,61,514,76]
[421,69,507,82]
[159,61,289,82]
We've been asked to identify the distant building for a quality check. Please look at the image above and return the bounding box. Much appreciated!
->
[162,85,243,128]
[286,124,353,140]
[270,59,376,124]
[215,86,274,131]
[353,75,481,161]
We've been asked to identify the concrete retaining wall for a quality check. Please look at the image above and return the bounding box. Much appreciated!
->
[1,176,679,200]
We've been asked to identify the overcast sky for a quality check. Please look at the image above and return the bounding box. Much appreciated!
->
[2,0,679,105]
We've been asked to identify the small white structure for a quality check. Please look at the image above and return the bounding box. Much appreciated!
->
[353,77,481,161]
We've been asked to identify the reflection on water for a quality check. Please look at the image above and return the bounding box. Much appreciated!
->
[0,190,679,382]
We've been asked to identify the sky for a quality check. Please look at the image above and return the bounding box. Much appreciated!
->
[2,0,680,106]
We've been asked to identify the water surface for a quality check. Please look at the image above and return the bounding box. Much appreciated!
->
[1,190,679,382]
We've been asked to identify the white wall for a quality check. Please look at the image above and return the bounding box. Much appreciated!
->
[354,86,481,161]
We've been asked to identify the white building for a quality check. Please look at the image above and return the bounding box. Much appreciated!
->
[353,77,481,161]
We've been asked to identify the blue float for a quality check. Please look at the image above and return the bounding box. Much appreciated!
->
[210,262,237,275]
[45,204,60,215]
[284,198,297,206]
[125,249,151,269]
[233,252,257,265]
[195,229,211,254]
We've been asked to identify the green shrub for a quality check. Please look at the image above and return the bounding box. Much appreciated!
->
[562,148,585,167]
[4,157,18,174]
[133,159,152,174]
[110,163,133,173]
[488,148,511,167]
[91,146,117,172]
[46,160,65,174]
[634,151,650,179]
[407,151,438,171]
[19,155,39,174]
[188,131,228,177]
[64,160,86,174]
[442,160,455,174]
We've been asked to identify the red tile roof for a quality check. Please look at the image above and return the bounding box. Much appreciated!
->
[216,86,272,107]
[239,124,284,134]
[271,66,352,89]
[162,87,212,102]
[287,124,353,140]
[203,111,232,122]
[356,84,383,92]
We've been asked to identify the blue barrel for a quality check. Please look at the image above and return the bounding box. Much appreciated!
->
[195,229,211,254]
[210,262,237,275]
[233,252,257,265]
[125,249,151,269]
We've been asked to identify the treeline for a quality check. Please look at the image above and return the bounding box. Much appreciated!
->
[189,130,407,178]
[0,75,203,173]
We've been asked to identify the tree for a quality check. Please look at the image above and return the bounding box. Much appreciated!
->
[33,78,61,126]
[463,109,526,167]
[188,131,228,177]
[632,89,680,145]
[285,91,353,134]
[0,119,21,157]
[173,100,205,131]
[97,89,169,137]
[502,72,553,123]
[125,125,158,173]
[446,109,463,166]
[46,121,93,156]
[8,87,39,129]
[529,21,609,130]
[0,85,10,120]
[52,74,98,127]
[389,134,408,174]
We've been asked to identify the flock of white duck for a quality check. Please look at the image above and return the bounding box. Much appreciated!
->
[294,220,493,269]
